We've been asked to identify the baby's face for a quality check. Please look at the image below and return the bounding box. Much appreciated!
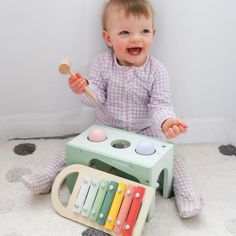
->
[103,8,155,67]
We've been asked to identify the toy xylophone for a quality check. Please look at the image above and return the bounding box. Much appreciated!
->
[51,164,155,236]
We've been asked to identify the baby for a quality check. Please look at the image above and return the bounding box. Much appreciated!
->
[22,0,202,218]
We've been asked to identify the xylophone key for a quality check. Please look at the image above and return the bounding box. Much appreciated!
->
[89,180,109,221]
[96,181,118,225]
[81,178,100,217]
[104,182,126,230]
[73,176,92,214]
[122,186,145,236]
[113,184,136,234]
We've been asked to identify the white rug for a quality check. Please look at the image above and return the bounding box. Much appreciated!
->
[0,138,236,236]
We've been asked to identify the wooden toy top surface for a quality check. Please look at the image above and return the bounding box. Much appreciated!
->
[66,124,174,168]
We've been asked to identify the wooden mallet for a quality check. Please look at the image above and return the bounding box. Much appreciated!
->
[58,59,96,101]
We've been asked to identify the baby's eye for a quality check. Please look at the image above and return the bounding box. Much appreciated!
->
[141,29,150,34]
[119,31,129,35]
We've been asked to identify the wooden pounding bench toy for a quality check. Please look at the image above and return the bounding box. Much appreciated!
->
[65,124,175,220]
[51,164,155,236]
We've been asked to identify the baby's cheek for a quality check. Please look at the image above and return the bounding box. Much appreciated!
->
[144,40,153,51]
[114,44,125,54]
[114,38,126,50]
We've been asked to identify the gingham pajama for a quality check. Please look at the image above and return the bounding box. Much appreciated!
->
[22,50,202,218]
[79,50,176,136]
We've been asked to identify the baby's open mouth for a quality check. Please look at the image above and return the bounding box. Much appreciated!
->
[127,47,142,55]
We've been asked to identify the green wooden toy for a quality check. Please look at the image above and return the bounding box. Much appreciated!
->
[66,124,174,219]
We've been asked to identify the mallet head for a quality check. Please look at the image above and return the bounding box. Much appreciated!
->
[58,59,72,75]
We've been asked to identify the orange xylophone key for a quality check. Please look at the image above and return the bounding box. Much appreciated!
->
[113,184,136,234]
[122,186,145,236]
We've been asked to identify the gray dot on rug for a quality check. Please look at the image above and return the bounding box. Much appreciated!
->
[82,228,110,236]
[218,144,236,156]
[0,198,15,214]
[226,219,236,235]
[6,168,32,182]
[13,143,36,155]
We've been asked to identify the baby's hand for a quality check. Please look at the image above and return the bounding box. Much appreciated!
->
[68,73,88,95]
[161,117,188,139]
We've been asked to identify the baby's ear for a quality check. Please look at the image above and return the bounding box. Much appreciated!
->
[153,28,156,37]
[102,31,112,47]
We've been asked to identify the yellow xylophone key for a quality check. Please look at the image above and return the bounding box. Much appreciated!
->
[104,182,126,230]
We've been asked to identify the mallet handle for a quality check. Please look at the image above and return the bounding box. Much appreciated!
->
[70,69,96,102]
[59,60,96,101]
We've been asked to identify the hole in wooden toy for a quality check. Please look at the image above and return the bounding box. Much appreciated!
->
[87,136,107,142]
[111,139,131,149]
[59,177,71,206]
[157,169,164,194]
[157,169,173,198]
[89,159,140,183]
[66,172,80,193]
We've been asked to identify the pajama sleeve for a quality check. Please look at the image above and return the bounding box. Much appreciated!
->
[78,54,107,107]
[148,64,176,129]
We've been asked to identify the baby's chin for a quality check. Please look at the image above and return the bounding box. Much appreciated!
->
[126,58,146,67]
[117,51,147,66]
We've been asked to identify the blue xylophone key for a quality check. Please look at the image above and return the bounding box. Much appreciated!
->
[73,176,91,214]
[81,178,100,217]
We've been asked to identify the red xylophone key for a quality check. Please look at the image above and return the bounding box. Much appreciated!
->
[122,186,145,236]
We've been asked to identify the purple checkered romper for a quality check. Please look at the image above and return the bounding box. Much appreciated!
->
[79,50,176,140]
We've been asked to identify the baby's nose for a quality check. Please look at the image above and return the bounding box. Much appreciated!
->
[130,34,141,43]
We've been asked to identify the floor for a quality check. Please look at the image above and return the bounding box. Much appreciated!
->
[0,138,236,236]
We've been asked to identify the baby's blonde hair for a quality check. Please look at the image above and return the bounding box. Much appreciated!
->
[102,0,155,31]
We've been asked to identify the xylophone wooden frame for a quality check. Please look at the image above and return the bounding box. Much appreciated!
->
[51,164,155,236]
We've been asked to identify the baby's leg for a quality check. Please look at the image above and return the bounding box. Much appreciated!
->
[22,151,66,194]
[173,157,203,218]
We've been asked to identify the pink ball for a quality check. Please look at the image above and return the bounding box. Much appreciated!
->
[88,128,107,142]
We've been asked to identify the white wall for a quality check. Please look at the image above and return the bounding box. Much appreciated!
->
[0,0,235,143]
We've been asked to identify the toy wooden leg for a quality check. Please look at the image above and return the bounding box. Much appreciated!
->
[162,167,174,198]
